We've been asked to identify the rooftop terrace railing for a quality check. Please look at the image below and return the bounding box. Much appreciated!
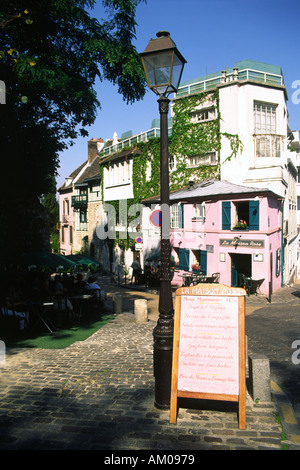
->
[176,68,284,98]
[100,127,172,158]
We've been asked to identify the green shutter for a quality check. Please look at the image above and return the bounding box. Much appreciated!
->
[249,200,259,230]
[179,204,184,228]
[222,201,231,230]
[200,250,207,275]
[179,248,189,271]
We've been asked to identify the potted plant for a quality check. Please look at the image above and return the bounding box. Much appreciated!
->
[234,219,248,230]
[191,263,201,273]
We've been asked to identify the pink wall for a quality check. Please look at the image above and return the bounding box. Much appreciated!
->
[170,195,282,295]
[59,191,74,255]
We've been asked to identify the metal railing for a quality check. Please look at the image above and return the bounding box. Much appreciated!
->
[71,194,88,208]
[176,68,283,98]
[100,127,172,158]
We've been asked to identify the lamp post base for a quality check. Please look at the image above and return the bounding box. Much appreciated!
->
[153,312,174,409]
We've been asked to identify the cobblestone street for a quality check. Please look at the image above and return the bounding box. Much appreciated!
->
[0,309,285,451]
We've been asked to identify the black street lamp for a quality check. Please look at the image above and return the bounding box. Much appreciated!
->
[140,31,186,409]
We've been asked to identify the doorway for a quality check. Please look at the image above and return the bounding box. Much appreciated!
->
[230,253,251,287]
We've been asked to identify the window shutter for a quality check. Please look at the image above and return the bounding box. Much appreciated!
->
[179,248,189,271]
[222,201,231,230]
[200,250,207,275]
[249,200,259,230]
[179,204,184,228]
[276,248,281,277]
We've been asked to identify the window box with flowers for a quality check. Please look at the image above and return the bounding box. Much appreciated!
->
[233,220,248,230]
[191,263,201,273]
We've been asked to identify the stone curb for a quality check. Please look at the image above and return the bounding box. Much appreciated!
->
[271,380,300,448]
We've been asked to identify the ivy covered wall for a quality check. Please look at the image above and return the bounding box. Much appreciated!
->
[101,88,243,249]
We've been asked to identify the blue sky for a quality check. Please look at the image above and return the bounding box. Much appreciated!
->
[56,0,300,189]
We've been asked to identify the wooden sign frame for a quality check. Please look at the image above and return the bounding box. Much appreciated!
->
[170,283,246,430]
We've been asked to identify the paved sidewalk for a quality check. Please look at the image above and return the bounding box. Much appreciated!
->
[0,305,286,451]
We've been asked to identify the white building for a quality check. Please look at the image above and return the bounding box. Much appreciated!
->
[290,131,300,277]
[176,60,298,286]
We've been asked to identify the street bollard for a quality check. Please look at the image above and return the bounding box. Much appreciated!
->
[113,294,122,314]
[134,299,148,322]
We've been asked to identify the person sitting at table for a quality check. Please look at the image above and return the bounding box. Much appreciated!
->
[74,273,87,294]
[63,274,76,296]
[84,277,107,301]
[53,275,76,326]
[3,280,29,330]
[83,277,107,313]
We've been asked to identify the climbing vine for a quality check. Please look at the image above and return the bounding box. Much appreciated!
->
[100,88,243,248]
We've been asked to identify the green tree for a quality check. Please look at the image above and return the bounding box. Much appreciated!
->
[0,0,146,262]
[41,177,59,252]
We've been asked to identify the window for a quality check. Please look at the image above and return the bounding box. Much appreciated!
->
[79,210,87,223]
[69,226,73,244]
[256,135,280,158]
[63,199,69,216]
[194,203,205,218]
[107,159,131,187]
[254,101,280,158]
[254,101,276,134]
[171,204,184,228]
[191,107,216,123]
[233,200,259,230]
[189,152,217,167]
[222,200,259,230]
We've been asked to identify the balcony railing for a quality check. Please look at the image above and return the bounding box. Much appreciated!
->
[100,127,172,158]
[176,67,284,98]
[71,194,88,209]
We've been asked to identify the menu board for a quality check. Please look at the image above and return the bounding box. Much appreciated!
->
[170,284,246,430]
[178,295,239,395]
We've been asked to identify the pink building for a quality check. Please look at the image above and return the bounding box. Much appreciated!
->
[58,162,86,255]
[58,181,74,256]
[144,179,283,296]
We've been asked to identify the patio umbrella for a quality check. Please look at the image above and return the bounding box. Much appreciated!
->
[20,251,77,271]
[65,254,100,267]
[146,253,161,262]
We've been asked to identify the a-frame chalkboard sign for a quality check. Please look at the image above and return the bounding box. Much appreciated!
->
[170,283,246,430]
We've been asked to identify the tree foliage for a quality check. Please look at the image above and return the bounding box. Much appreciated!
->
[0,0,147,260]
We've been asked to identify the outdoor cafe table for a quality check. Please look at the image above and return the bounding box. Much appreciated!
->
[179,272,218,286]
[250,278,265,295]
[68,294,93,317]
[29,301,57,334]
[179,272,205,286]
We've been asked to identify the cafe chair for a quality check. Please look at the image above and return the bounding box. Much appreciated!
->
[53,294,75,327]
[238,274,252,296]
[212,273,220,283]
[86,289,104,315]
[0,304,28,333]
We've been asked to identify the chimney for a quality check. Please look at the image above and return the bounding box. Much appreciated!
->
[88,139,98,164]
